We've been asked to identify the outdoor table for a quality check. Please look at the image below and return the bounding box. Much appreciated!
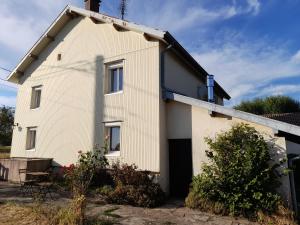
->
[25,171,52,200]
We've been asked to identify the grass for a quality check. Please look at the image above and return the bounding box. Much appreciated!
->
[0,202,118,225]
[0,146,10,158]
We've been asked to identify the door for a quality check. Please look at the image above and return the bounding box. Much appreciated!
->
[169,139,192,197]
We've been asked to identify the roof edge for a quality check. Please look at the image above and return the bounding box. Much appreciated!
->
[166,91,300,136]
[164,32,231,100]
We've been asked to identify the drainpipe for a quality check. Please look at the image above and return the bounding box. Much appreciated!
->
[160,43,174,100]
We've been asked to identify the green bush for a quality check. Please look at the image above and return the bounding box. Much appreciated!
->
[186,123,282,217]
[105,163,165,208]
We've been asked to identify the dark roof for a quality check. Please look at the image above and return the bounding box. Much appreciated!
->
[263,112,300,126]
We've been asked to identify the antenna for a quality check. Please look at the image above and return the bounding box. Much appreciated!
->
[119,0,127,20]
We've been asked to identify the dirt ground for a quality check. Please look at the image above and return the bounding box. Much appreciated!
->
[0,181,258,225]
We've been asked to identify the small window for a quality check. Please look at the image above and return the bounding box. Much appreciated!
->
[107,126,120,152]
[26,127,37,150]
[107,63,123,93]
[30,86,42,109]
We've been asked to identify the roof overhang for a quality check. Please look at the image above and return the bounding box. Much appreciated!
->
[6,5,230,100]
[6,5,166,83]
[166,91,300,137]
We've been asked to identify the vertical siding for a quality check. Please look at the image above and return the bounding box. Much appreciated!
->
[11,17,160,170]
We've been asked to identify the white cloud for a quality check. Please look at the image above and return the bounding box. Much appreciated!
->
[127,0,261,33]
[0,1,79,53]
[291,50,300,63]
[0,96,16,107]
[246,0,261,15]
[192,39,300,103]
[257,84,300,97]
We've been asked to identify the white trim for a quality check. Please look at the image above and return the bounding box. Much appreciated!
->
[105,151,120,157]
[104,121,122,127]
[166,91,300,137]
[104,91,123,96]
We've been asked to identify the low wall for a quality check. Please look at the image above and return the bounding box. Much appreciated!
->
[0,158,52,182]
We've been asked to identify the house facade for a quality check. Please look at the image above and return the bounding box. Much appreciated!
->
[7,1,300,211]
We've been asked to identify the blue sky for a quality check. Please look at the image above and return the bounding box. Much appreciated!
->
[1,0,300,107]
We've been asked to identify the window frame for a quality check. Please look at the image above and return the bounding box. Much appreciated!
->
[26,127,37,151]
[106,62,123,95]
[30,85,42,109]
[104,122,121,156]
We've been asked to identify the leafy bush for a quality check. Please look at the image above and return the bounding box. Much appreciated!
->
[186,123,283,217]
[63,146,108,225]
[64,147,108,196]
[96,185,114,196]
[105,163,165,208]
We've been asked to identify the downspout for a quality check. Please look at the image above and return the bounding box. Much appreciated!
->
[160,43,174,100]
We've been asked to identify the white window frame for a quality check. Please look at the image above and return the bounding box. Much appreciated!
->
[104,122,121,157]
[30,85,42,109]
[105,62,123,95]
[26,127,37,151]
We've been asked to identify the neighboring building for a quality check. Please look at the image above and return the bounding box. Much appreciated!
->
[6,0,300,211]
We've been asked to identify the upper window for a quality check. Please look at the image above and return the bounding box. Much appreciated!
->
[30,86,42,109]
[26,127,37,150]
[107,62,123,94]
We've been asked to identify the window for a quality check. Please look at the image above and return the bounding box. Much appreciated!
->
[107,126,120,152]
[26,127,37,150]
[30,86,42,109]
[107,63,123,93]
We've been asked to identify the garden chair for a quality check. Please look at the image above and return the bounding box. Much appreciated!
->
[18,168,36,196]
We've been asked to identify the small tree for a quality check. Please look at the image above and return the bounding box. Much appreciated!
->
[234,95,300,115]
[0,106,14,146]
[186,123,282,217]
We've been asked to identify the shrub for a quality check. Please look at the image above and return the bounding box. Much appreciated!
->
[186,123,284,217]
[64,146,108,225]
[105,163,165,208]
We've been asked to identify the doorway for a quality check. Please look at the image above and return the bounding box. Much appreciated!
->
[169,139,192,197]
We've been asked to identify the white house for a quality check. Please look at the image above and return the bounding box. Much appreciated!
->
[6,0,300,211]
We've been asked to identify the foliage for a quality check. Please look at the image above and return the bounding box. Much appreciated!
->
[0,106,14,146]
[64,147,108,197]
[186,123,282,217]
[96,185,114,196]
[105,163,165,208]
[257,204,296,225]
[63,146,108,225]
[234,95,300,115]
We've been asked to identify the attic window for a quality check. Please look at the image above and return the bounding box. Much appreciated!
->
[57,54,62,61]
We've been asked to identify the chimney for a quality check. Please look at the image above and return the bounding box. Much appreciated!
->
[207,74,215,103]
[84,0,101,12]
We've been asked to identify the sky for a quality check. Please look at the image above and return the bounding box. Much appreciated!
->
[1,0,300,107]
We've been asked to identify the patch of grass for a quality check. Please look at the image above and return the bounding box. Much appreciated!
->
[0,146,10,159]
[103,207,121,218]
[0,146,11,152]
[0,153,10,158]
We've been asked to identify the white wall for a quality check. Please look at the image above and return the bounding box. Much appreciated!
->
[11,16,161,171]
[164,100,292,206]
